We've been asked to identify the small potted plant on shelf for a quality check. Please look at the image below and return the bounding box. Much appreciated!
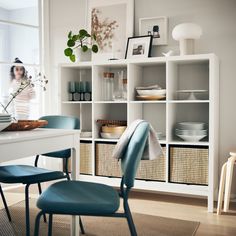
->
[64,29,98,62]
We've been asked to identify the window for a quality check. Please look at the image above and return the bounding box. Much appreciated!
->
[0,0,42,119]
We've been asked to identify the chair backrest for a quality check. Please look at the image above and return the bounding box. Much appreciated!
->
[40,115,80,130]
[120,121,149,189]
[39,115,80,158]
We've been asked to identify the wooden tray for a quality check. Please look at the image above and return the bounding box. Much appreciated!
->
[136,95,166,100]
[4,120,48,131]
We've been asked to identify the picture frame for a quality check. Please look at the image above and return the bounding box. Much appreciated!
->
[125,35,153,59]
[139,16,168,46]
[87,0,134,61]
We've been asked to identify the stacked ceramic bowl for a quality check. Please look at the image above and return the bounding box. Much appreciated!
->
[175,122,208,142]
[100,125,126,139]
[0,113,12,132]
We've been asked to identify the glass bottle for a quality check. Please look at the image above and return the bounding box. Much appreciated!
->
[123,79,127,100]
[103,72,114,101]
[113,71,124,101]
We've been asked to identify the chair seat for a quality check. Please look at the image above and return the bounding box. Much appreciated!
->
[0,165,66,184]
[37,180,120,215]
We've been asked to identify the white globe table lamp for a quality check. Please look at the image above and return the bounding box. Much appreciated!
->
[172,23,202,55]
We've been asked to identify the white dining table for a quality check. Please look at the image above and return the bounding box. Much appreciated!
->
[0,128,80,236]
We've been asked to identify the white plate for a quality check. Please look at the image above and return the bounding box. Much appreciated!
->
[177,122,207,130]
[175,129,207,135]
[0,122,11,132]
[136,89,166,96]
[177,134,207,142]
[176,90,208,93]
[81,131,92,138]
[100,132,122,139]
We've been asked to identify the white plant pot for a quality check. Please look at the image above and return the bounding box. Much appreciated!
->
[75,48,91,62]
[179,39,195,55]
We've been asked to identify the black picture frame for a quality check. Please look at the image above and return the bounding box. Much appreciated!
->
[125,35,153,59]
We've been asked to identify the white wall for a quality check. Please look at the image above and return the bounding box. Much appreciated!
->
[48,0,236,194]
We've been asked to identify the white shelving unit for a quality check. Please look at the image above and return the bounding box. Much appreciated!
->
[59,54,219,212]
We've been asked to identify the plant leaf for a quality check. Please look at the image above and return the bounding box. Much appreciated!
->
[64,48,73,56]
[82,45,88,52]
[72,35,78,41]
[93,34,97,41]
[92,44,98,53]
[70,54,76,62]
[67,39,75,47]
[68,31,72,39]
[79,29,87,36]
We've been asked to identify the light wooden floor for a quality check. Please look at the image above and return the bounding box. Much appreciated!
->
[3,185,236,236]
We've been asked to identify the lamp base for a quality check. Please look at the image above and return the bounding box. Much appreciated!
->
[179,39,195,55]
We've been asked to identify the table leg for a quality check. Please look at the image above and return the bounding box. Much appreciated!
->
[71,140,80,236]
[223,155,236,212]
[217,162,227,215]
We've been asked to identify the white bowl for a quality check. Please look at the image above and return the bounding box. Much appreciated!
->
[136,89,166,96]
[177,122,207,130]
[100,132,122,139]
[0,121,12,132]
[177,134,207,142]
[175,129,207,135]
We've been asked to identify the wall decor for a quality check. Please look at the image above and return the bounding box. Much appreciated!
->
[139,16,168,46]
[125,35,153,59]
[87,0,134,61]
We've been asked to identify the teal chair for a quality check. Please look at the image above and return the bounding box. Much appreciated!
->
[0,115,84,236]
[34,121,149,236]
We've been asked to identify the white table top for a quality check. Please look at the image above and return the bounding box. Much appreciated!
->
[0,128,80,144]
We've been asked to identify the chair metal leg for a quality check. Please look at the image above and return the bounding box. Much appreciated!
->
[124,201,137,236]
[79,216,85,234]
[34,211,44,236]
[48,214,53,236]
[0,184,12,222]
[25,184,31,236]
[38,183,47,223]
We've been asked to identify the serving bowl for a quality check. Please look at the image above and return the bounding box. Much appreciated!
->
[136,89,166,96]
[177,122,207,130]
[177,134,207,142]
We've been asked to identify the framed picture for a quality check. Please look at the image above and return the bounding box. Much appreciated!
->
[139,16,168,46]
[87,0,134,61]
[125,35,153,59]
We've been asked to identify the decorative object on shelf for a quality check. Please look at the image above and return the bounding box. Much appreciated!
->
[176,90,208,100]
[102,72,114,101]
[162,50,174,57]
[123,79,127,100]
[0,71,48,118]
[74,82,81,101]
[79,81,86,101]
[4,119,48,131]
[80,131,92,138]
[139,16,168,46]
[125,35,153,59]
[97,119,127,139]
[156,132,166,140]
[68,81,76,101]
[0,113,12,132]
[172,23,202,55]
[84,81,92,101]
[175,122,208,142]
[87,0,134,61]
[113,70,126,101]
[135,84,166,100]
[64,29,98,62]
[101,125,127,139]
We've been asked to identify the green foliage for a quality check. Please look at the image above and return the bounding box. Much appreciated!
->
[64,29,99,62]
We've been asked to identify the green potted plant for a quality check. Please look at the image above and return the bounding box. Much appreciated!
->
[64,29,98,62]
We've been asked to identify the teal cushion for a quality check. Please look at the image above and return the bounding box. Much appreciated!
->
[0,165,66,184]
[37,180,120,215]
